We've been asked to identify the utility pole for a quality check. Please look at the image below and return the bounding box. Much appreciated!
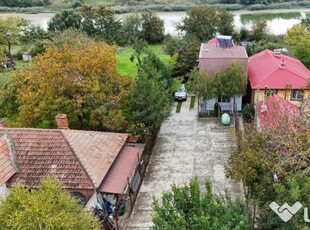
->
[254,86,260,131]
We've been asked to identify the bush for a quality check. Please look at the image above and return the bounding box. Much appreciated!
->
[242,103,255,120]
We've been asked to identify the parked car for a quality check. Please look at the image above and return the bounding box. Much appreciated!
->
[174,84,187,101]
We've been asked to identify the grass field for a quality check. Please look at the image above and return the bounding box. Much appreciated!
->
[176,101,182,113]
[0,60,28,89]
[116,45,172,78]
[190,96,195,109]
[0,45,171,87]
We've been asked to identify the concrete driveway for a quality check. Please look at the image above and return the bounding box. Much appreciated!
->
[127,96,243,229]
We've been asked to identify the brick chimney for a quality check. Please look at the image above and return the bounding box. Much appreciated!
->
[55,114,69,129]
[0,118,7,128]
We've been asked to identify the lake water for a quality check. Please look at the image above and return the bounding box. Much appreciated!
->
[1,9,310,36]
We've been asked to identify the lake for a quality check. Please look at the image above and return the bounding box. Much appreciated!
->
[1,9,310,36]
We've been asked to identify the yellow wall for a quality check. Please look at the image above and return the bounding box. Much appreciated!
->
[251,89,310,106]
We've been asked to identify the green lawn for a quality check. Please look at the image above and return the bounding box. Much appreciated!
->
[116,45,172,78]
[190,96,195,109]
[176,101,182,113]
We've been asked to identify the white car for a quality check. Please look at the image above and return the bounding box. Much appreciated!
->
[174,84,187,101]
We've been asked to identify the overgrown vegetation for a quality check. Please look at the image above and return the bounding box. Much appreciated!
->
[152,178,252,229]
[227,98,310,228]
[0,177,100,230]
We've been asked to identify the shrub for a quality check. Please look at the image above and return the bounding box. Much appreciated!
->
[242,103,255,120]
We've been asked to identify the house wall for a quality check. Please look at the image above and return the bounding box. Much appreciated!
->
[198,58,248,76]
[0,184,9,200]
[200,96,242,113]
[251,89,310,106]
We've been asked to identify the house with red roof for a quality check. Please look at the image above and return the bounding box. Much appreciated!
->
[198,35,248,113]
[257,94,300,131]
[249,49,310,106]
[0,115,144,228]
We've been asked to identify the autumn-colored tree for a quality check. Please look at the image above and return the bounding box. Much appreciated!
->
[0,177,100,230]
[48,28,93,50]
[227,99,310,228]
[7,42,133,131]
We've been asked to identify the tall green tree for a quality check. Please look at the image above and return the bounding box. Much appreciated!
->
[152,178,252,230]
[0,177,100,230]
[177,7,234,43]
[163,34,183,57]
[285,24,310,69]
[129,50,172,130]
[250,19,267,42]
[48,10,82,32]
[177,7,218,42]
[81,5,122,44]
[217,62,246,129]
[129,72,171,130]
[0,16,21,62]
[121,14,142,45]
[217,8,235,36]
[141,11,164,44]
[176,38,200,76]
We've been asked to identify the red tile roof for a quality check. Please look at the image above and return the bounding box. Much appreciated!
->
[99,146,143,194]
[199,43,248,59]
[0,137,16,187]
[62,130,128,188]
[257,94,300,129]
[249,49,310,89]
[0,128,128,191]
[5,129,93,189]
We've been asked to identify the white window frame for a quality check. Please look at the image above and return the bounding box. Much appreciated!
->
[291,89,303,101]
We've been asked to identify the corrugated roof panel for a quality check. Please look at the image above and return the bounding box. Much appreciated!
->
[99,146,143,194]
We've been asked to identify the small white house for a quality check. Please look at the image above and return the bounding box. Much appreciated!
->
[200,96,243,114]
